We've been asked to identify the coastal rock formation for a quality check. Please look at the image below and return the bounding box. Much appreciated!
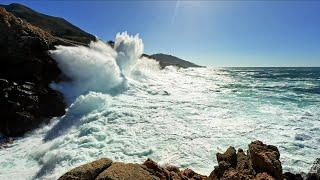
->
[59,158,113,180]
[59,158,206,180]
[208,140,282,180]
[60,141,318,180]
[0,4,95,136]
[307,158,320,180]
[142,53,202,68]
[0,3,96,44]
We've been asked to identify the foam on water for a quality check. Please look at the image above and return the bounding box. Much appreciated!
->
[0,33,319,179]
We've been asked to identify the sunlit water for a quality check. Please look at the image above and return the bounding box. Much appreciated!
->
[0,33,319,179]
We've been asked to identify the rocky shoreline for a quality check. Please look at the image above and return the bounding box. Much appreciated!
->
[59,141,319,180]
[0,3,202,137]
[0,3,319,180]
[0,4,95,136]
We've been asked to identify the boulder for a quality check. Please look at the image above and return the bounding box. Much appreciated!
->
[95,162,158,180]
[59,158,113,180]
[248,141,282,179]
[209,141,283,180]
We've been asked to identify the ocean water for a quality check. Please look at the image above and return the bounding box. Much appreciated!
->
[0,33,319,179]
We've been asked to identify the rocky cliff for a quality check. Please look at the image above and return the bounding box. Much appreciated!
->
[0,3,96,44]
[0,4,95,136]
[59,141,319,180]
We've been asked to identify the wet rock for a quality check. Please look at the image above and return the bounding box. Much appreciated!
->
[0,80,65,136]
[283,172,304,180]
[307,158,320,180]
[217,146,237,167]
[0,136,14,149]
[59,158,113,180]
[143,158,170,180]
[208,161,232,179]
[0,4,96,136]
[248,141,282,179]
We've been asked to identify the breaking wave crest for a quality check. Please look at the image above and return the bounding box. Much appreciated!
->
[49,32,145,102]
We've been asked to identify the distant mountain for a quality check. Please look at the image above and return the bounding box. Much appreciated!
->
[142,53,202,68]
[0,3,96,44]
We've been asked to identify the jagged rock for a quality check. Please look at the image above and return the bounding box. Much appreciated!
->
[217,146,237,167]
[307,158,320,180]
[0,80,65,136]
[248,141,282,179]
[58,142,317,180]
[0,4,96,136]
[1,3,96,44]
[209,161,232,179]
[209,141,283,180]
[236,148,254,175]
[143,158,170,180]
[59,158,113,180]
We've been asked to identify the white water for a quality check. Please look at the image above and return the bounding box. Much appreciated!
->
[0,33,319,179]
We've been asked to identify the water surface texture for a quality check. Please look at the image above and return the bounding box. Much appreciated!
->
[0,34,319,179]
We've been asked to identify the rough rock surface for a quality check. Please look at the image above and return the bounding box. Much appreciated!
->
[60,158,206,180]
[1,3,96,44]
[59,158,113,180]
[208,141,283,180]
[248,141,282,179]
[60,141,319,180]
[0,4,95,136]
[307,158,320,180]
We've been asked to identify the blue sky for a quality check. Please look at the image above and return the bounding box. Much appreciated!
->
[2,1,320,66]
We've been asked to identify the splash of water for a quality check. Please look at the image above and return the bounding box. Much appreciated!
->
[49,32,144,102]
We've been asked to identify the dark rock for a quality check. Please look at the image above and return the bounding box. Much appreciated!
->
[248,140,282,179]
[209,141,284,180]
[217,146,237,167]
[208,161,232,179]
[0,5,94,136]
[0,136,14,149]
[59,158,113,180]
[0,80,65,136]
[1,3,96,44]
[141,53,202,69]
[283,172,304,180]
[307,158,320,180]
[236,148,254,175]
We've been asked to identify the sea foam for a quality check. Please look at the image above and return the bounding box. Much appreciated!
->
[49,32,144,103]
